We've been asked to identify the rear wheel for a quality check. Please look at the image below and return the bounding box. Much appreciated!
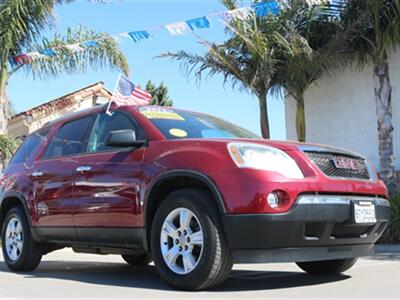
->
[1,206,43,271]
[296,258,358,275]
[151,189,232,291]
[122,254,152,266]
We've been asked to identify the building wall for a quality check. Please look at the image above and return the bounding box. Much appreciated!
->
[8,87,110,140]
[285,50,400,171]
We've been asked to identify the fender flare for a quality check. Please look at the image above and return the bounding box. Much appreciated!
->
[142,170,227,250]
[0,191,32,227]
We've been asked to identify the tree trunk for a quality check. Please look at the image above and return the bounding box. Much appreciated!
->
[258,93,270,139]
[373,55,397,195]
[295,96,306,142]
[0,61,9,135]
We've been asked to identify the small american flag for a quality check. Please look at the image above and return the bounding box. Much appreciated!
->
[111,75,152,106]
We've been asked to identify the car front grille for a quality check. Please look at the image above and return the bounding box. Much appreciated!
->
[304,151,370,180]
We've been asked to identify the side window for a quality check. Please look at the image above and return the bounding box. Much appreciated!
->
[10,128,50,164]
[43,116,94,159]
[87,111,145,153]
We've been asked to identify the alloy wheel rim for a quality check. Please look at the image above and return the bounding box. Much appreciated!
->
[5,217,24,261]
[160,207,204,275]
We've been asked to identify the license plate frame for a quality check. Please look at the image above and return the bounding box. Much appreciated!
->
[353,201,377,224]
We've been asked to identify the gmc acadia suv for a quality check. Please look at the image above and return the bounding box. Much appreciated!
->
[0,104,390,290]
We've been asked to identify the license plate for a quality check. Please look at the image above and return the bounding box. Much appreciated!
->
[354,202,376,224]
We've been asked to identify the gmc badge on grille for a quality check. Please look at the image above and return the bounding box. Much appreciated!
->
[332,157,364,171]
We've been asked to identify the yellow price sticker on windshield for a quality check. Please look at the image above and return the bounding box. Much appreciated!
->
[140,109,185,121]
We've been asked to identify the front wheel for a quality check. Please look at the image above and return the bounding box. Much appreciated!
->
[151,189,233,291]
[1,206,43,271]
[296,258,358,275]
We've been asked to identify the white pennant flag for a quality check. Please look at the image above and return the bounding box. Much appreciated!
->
[230,7,253,20]
[165,22,191,36]
[220,7,252,23]
[28,52,47,61]
[221,7,252,22]
[305,0,324,5]
[65,44,84,52]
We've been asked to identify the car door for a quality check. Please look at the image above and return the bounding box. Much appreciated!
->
[31,115,96,239]
[73,111,147,246]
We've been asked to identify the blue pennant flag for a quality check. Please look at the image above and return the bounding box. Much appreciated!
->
[41,48,57,57]
[82,40,98,47]
[128,30,151,43]
[186,16,211,31]
[253,1,280,17]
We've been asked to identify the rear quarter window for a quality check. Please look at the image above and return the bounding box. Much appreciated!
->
[10,128,50,164]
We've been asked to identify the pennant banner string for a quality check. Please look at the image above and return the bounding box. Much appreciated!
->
[13,0,281,65]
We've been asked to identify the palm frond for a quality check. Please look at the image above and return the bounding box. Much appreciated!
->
[219,0,238,10]
[322,0,400,67]
[0,0,64,58]
[19,26,129,79]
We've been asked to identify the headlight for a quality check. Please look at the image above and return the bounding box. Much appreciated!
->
[227,142,304,179]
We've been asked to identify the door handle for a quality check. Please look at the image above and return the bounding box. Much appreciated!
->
[32,171,44,177]
[76,166,92,172]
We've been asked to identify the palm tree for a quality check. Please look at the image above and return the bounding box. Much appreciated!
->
[0,0,129,134]
[146,80,173,107]
[331,0,400,194]
[271,0,340,142]
[161,1,293,138]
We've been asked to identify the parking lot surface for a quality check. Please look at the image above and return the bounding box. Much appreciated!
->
[1,245,399,299]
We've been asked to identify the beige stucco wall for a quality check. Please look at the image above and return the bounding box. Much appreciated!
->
[285,50,400,171]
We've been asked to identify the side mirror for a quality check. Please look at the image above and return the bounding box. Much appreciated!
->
[105,129,147,148]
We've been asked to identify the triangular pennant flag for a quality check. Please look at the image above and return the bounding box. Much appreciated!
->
[41,48,57,57]
[186,16,211,31]
[14,54,32,65]
[65,44,84,52]
[82,40,98,47]
[29,52,47,60]
[128,30,151,43]
[253,1,280,17]
[221,7,252,23]
[165,22,191,36]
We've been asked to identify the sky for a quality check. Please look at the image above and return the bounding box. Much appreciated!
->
[8,0,287,140]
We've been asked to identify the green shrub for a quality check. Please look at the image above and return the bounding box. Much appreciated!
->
[389,193,400,242]
[0,134,17,160]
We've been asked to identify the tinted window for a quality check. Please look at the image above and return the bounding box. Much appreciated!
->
[87,111,145,153]
[43,116,94,159]
[10,128,50,164]
[138,107,259,140]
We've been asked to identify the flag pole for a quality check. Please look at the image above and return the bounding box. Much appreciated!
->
[106,73,122,116]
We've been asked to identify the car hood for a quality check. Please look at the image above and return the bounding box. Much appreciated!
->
[166,138,364,158]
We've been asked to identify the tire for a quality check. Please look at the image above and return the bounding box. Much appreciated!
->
[150,189,233,291]
[1,206,43,271]
[122,254,152,266]
[296,258,358,275]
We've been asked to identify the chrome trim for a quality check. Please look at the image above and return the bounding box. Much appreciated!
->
[297,195,389,206]
[32,171,44,177]
[76,166,92,172]
[297,144,365,159]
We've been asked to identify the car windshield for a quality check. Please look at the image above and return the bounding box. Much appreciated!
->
[139,107,259,140]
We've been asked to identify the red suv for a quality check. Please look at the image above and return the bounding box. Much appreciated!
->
[0,105,390,290]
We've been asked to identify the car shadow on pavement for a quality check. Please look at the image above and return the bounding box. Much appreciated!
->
[0,260,350,292]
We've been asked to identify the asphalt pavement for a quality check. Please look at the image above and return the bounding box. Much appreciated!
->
[0,245,399,299]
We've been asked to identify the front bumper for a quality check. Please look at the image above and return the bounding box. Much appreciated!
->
[222,195,390,263]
